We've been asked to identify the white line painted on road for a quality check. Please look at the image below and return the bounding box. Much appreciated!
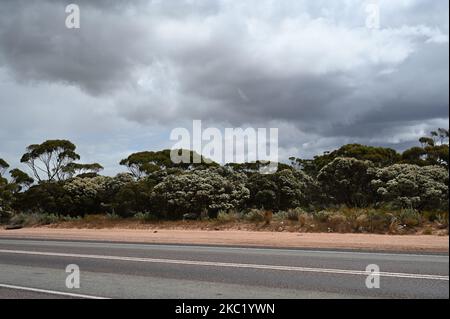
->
[0,238,448,259]
[0,249,448,281]
[0,283,109,299]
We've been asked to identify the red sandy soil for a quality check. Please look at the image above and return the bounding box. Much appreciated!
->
[0,227,448,253]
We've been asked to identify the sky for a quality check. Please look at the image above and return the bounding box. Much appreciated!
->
[0,0,449,176]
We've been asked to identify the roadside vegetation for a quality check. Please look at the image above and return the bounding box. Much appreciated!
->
[0,129,448,235]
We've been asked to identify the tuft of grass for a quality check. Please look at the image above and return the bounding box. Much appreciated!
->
[134,212,158,222]
[397,208,422,228]
[435,213,449,229]
[245,209,266,222]
[313,210,333,223]
[422,227,433,235]
[216,211,239,224]
[106,212,121,220]
[9,212,60,227]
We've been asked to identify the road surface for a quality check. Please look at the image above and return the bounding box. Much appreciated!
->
[0,238,448,299]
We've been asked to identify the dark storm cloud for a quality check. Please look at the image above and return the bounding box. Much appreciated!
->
[0,0,448,170]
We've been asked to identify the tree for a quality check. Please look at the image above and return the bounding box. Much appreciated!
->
[401,147,427,166]
[0,158,9,177]
[419,137,435,148]
[291,144,400,176]
[62,163,104,179]
[431,131,439,144]
[120,150,217,179]
[226,161,291,176]
[246,169,320,211]
[437,128,449,145]
[371,164,448,210]
[152,169,249,219]
[20,140,80,182]
[403,129,449,168]
[318,157,376,207]
[9,169,34,192]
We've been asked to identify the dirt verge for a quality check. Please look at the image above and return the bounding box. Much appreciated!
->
[0,227,448,253]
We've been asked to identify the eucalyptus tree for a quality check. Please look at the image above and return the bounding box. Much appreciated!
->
[20,140,80,182]
[9,169,34,192]
[62,162,104,179]
[120,149,217,179]
[0,158,9,177]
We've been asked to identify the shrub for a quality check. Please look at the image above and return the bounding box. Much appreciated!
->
[328,214,348,232]
[318,157,376,207]
[370,164,449,211]
[216,211,239,223]
[314,210,334,223]
[396,209,422,228]
[298,213,313,227]
[106,212,121,220]
[152,169,250,219]
[134,212,158,222]
[245,209,266,222]
[246,169,321,211]
[9,212,60,226]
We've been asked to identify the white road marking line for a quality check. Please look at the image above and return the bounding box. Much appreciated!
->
[0,238,448,259]
[0,283,109,299]
[0,249,448,281]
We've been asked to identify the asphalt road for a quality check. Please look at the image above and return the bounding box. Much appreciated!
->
[0,238,448,299]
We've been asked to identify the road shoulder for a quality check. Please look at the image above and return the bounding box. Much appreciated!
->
[0,228,448,253]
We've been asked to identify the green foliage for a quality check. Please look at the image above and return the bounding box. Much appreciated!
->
[0,158,9,176]
[62,163,104,179]
[120,149,218,179]
[318,157,376,207]
[371,164,449,211]
[225,161,292,175]
[402,129,449,167]
[9,169,34,191]
[291,144,400,175]
[244,209,266,222]
[152,169,250,219]
[9,212,60,227]
[216,210,240,223]
[246,169,320,211]
[2,130,449,225]
[113,177,156,217]
[134,212,158,222]
[20,140,80,182]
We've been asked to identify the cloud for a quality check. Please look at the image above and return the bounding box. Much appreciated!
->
[0,0,448,174]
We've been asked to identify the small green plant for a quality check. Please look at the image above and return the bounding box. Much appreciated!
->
[435,213,449,229]
[422,227,433,235]
[60,215,82,222]
[8,212,61,226]
[38,213,60,225]
[327,213,348,232]
[245,209,266,222]
[397,209,422,228]
[134,212,158,222]
[287,208,306,221]
[106,212,121,220]
[273,211,288,221]
[313,210,333,223]
[216,211,238,223]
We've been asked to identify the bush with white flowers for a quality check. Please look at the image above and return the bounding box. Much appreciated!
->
[370,164,449,210]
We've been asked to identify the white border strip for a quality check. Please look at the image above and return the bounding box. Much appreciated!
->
[0,283,109,299]
[0,249,448,281]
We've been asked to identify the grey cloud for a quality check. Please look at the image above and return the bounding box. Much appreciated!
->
[0,0,448,170]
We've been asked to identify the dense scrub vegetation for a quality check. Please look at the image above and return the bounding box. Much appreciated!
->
[1,129,448,233]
